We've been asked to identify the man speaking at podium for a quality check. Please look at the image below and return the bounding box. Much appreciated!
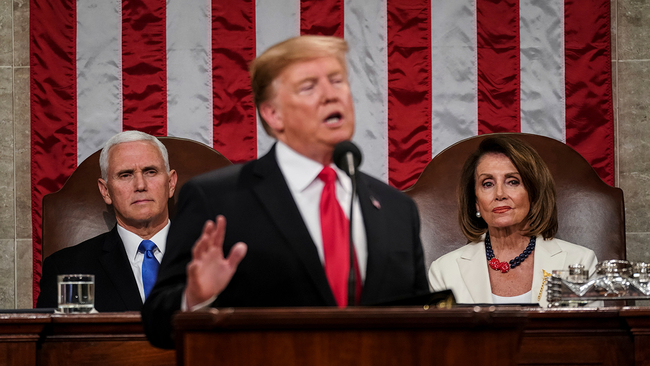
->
[142,35,428,349]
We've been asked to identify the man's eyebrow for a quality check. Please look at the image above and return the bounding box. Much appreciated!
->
[114,166,160,176]
[115,168,134,176]
[296,76,317,85]
[328,70,344,78]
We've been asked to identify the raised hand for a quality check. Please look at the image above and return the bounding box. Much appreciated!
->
[184,215,247,309]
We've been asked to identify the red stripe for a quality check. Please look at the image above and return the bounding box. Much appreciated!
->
[300,0,343,37]
[122,0,167,136]
[476,0,520,134]
[564,0,614,186]
[212,0,257,163]
[387,0,432,190]
[30,0,77,305]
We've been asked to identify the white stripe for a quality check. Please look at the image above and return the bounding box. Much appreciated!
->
[255,0,301,157]
[519,0,565,142]
[430,0,478,158]
[166,0,213,146]
[346,0,388,182]
[76,0,123,164]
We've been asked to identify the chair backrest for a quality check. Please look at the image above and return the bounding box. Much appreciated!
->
[42,137,232,259]
[405,133,625,269]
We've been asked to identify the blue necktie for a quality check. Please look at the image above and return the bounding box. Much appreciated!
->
[138,240,160,299]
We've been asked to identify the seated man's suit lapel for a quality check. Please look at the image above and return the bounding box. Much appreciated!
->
[99,227,143,310]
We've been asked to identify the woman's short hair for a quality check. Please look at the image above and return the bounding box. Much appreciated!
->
[99,130,170,181]
[249,35,349,136]
[458,135,558,242]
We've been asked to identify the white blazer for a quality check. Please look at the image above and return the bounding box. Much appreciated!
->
[428,236,598,308]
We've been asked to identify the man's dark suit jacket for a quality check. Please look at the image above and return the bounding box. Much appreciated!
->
[37,226,143,312]
[142,146,428,349]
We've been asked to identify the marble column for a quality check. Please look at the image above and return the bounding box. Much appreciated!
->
[618,0,650,262]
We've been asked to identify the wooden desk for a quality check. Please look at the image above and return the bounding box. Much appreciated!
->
[0,314,49,366]
[0,312,174,366]
[519,308,634,366]
[620,308,650,366]
[38,312,175,366]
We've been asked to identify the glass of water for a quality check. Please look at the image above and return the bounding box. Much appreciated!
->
[57,274,95,313]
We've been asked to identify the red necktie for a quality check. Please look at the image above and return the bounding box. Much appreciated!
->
[319,166,361,307]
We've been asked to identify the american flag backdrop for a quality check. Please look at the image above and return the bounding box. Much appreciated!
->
[30,0,613,302]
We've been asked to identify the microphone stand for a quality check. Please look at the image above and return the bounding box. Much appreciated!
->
[333,141,363,307]
[346,153,357,307]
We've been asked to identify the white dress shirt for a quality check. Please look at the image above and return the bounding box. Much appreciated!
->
[185,142,370,311]
[275,141,368,282]
[118,221,170,302]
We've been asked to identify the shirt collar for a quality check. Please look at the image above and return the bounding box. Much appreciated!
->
[275,141,351,193]
[117,220,170,260]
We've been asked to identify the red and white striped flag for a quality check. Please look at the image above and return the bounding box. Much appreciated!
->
[30,0,613,302]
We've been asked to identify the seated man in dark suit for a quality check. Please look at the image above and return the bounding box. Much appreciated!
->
[37,130,178,312]
[142,35,428,348]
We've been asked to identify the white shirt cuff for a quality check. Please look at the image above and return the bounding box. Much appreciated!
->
[181,290,218,312]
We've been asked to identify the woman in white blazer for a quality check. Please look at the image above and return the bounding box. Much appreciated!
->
[428,136,597,307]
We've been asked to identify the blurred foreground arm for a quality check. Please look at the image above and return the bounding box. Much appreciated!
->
[184,215,247,309]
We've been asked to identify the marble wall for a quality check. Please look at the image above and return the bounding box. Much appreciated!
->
[0,0,648,308]
[0,0,31,309]
[618,0,650,262]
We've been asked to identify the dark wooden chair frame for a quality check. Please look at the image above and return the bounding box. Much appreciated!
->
[41,137,232,259]
[405,132,625,269]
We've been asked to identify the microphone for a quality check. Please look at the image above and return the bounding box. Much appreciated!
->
[332,141,362,307]
[333,141,362,177]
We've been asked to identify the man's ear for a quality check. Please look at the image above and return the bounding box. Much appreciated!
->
[98,178,112,205]
[167,170,178,198]
[259,101,283,134]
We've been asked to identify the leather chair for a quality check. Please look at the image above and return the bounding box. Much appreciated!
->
[405,133,625,270]
[42,137,232,259]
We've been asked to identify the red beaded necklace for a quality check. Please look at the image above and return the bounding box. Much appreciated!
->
[484,232,536,273]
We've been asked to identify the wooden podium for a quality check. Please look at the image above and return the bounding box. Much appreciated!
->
[173,307,527,366]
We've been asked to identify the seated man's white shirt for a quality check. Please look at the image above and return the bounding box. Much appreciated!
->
[118,221,170,302]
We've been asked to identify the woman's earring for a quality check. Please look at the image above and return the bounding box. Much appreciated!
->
[475,211,481,218]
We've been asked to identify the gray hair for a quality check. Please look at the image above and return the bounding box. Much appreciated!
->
[99,131,170,180]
